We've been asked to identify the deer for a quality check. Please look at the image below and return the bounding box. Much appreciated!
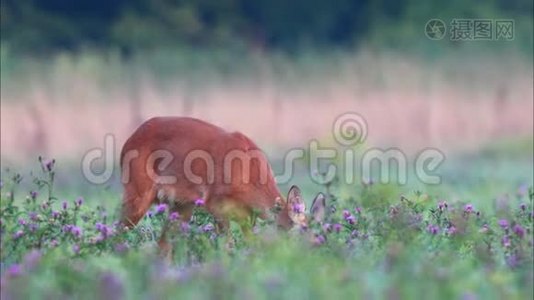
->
[120,117,326,255]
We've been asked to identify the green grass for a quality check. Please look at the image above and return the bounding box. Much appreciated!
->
[0,150,532,300]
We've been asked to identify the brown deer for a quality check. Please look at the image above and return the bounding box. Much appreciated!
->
[120,117,325,254]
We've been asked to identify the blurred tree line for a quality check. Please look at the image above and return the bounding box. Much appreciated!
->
[1,0,532,54]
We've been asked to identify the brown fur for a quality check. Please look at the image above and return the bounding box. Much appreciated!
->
[120,117,299,253]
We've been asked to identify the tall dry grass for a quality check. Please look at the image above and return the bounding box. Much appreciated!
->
[1,50,532,163]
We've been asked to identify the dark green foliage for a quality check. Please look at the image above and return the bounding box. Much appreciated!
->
[1,0,532,52]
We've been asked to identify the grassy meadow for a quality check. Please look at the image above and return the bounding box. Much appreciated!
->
[1,48,533,299]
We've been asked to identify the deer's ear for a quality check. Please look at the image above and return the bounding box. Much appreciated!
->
[310,193,326,223]
[287,185,306,225]
[287,185,301,201]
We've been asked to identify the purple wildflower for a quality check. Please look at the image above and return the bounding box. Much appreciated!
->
[7,264,22,277]
[30,191,38,199]
[169,212,180,221]
[520,203,527,211]
[28,223,38,232]
[203,223,215,232]
[18,218,26,226]
[44,159,55,171]
[71,226,82,238]
[62,224,73,233]
[51,210,60,219]
[333,223,342,233]
[427,224,439,235]
[355,207,362,214]
[345,214,356,225]
[102,226,112,237]
[147,210,154,218]
[506,255,520,268]
[342,210,351,219]
[461,292,477,300]
[114,242,129,254]
[513,224,525,238]
[97,234,108,242]
[194,198,205,207]
[29,212,39,222]
[447,225,457,235]
[72,244,80,255]
[292,203,305,214]
[313,235,326,246]
[501,235,511,248]
[50,239,59,247]
[23,250,42,270]
[96,223,111,239]
[62,201,68,210]
[75,197,84,207]
[180,222,191,233]
[322,223,332,233]
[350,230,359,238]
[438,201,448,211]
[155,203,168,214]
[12,230,24,239]
[464,204,473,213]
[98,271,125,300]
[498,219,509,229]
